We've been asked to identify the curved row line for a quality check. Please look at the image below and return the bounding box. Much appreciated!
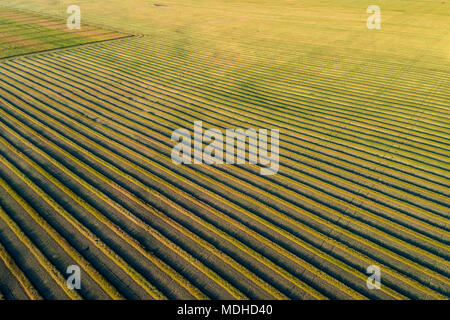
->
[0,72,444,298]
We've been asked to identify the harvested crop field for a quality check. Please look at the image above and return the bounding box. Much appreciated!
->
[0,0,448,300]
[0,8,126,59]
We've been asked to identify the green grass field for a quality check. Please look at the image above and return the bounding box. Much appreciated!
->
[0,1,448,300]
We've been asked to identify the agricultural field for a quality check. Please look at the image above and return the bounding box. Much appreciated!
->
[0,8,126,59]
[0,0,448,300]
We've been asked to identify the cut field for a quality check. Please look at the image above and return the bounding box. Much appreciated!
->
[0,0,448,300]
[0,8,127,59]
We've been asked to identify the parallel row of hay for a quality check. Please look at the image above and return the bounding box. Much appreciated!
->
[0,8,127,59]
[69,38,448,180]
[0,231,42,299]
[0,80,326,300]
[0,33,448,299]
